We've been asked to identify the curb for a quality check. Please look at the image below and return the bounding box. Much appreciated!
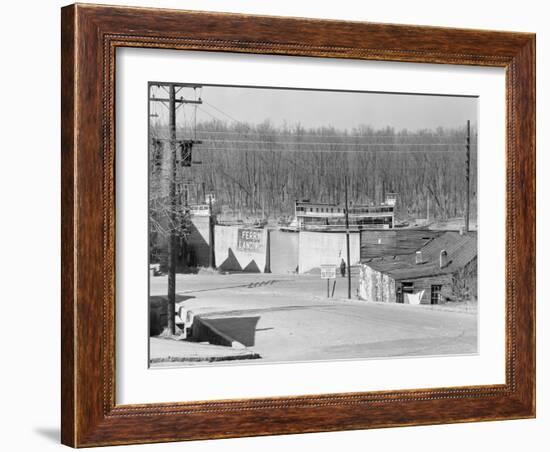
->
[178,306,247,349]
[150,351,261,364]
[333,297,478,315]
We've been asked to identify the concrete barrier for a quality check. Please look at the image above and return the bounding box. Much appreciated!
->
[189,316,246,349]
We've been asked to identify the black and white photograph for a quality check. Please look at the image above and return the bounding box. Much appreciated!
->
[1,0,543,450]
[148,83,478,367]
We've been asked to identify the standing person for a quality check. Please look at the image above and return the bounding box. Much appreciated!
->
[340,258,346,278]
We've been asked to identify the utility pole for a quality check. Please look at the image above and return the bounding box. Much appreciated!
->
[427,196,430,222]
[149,83,203,336]
[465,120,471,233]
[344,175,351,299]
[166,84,177,335]
[208,193,215,269]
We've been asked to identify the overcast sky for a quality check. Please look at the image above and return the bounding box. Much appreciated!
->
[150,84,478,132]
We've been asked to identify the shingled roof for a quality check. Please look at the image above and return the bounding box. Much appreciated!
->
[360,229,442,259]
[363,231,477,280]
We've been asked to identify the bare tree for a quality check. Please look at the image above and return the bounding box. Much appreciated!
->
[149,134,194,260]
[182,120,477,223]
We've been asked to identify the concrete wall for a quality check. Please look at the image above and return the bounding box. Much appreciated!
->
[214,227,363,275]
[187,216,211,267]
[298,231,360,274]
[358,265,396,303]
[269,230,299,274]
[214,225,268,272]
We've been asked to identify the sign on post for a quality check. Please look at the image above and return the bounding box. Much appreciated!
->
[320,264,337,280]
[320,264,337,298]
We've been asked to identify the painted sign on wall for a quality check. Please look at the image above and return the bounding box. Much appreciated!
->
[237,228,264,253]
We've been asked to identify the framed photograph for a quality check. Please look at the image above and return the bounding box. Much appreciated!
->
[61,4,535,447]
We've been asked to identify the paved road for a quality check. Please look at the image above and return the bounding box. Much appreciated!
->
[150,273,477,364]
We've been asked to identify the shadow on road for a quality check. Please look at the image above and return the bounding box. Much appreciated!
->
[177,279,284,294]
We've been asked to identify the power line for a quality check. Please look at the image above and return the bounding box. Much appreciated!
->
[168,103,476,141]
[161,95,477,141]
[195,104,475,142]
[203,100,243,124]
[194,129,475,139]
[196,105,227,123]
[199,139,469,147]
[193,147,469,154]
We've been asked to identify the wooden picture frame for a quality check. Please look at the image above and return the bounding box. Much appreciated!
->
[61,3,535,447]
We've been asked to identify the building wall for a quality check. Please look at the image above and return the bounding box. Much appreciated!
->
[214,225,268,272]
[451,257,478,301]
[299,231,360,274]
[396,274,453,305]
[359,265,457,304]
[358,265,396,303]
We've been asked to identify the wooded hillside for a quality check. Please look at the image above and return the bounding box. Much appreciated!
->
[150,120,477,222]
